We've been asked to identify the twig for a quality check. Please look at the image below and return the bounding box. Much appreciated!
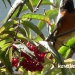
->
[54,28,75,39]
[33,0,43,12]
[28,0,43,21]
[16,0,27,17]
[43,8,46,15]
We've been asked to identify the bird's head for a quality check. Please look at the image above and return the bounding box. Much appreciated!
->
[60,0,74,13]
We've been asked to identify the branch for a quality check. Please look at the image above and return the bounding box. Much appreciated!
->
[33,0,43,13]
[16,0,27,17]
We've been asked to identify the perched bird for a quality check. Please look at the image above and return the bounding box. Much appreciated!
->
[46,0,75,58]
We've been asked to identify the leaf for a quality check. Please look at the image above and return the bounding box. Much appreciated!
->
[0,50,12,74]
[58,36,75,58]
[0,34,9,39]
[38,9,58,30]
[19,27,26,36]
[26,0,33,12]
[33,36,43,42]
[2,0,12,7]
[0,19,18,34]
[5,49,12,74]
[64,58,75,64]
[0,38,13,49]
[13,43,34,56]
[71,69,75,75]
[10,7,20,19]
[38,21,46,30]
[46,8,58,19]
[2,0,7,7]
[7,0,12,7]
[56,0,60,7]
[22,0,54,13]
[41,0,53,5]
[21,13,51,26]
[4,31,16,37]
[22,24,31,38]
[1,43,11,51]
[4,0,22,22]
[0,71,3,75]
[44,68,61,75]
[16,33,28,42]
[22,21,45,40]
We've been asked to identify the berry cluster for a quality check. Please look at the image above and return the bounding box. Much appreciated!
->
[20,52,43,71]
[12,41,46,72]
[26,42,46,63]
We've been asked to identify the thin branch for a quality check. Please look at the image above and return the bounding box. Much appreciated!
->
[16,0,27,17]
[33,0,43,12]
[46,25,75,42]
[27,0,43,21]
[54,28,75,39]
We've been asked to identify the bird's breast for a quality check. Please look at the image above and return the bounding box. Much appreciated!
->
[55,12,75,49]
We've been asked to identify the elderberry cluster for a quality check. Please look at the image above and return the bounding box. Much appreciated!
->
[12,41,46,72]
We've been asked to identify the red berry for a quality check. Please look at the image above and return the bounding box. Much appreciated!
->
[12,58,19,67]
[26,41,31,47]
[40,52,46,58]
[12,58,19,63]
[30,45,37,52]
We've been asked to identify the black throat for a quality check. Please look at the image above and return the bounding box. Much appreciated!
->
[60,0,74,13]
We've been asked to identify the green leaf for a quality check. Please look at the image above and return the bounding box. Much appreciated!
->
[1,43,11,51]
[38,21,46,30]
[0,71,3,75]
[33,36,43,42]
[71,69,75,74]
[0,19,18,33]
[7,0,12,7]
[4,31,16,37]
[44,68,61,75]
[2,0,12,7]
[0,34,9,39]
[26,0,33,12]
[21,13,51,26]
[22,21,45,40]
[0,50,12,74]
[46,8,58,19]
[38,9,58,30]
[16,33,28,42]
[10,7,20,19]
[0,38,13,49]
[22,0,54,13]
[58,36,75,58]
[2,0,7,7]
[22,24,31,38]
[41,0,53,5]
[19,27,26,36]
[4,0,22,22]
[56,0,60,7]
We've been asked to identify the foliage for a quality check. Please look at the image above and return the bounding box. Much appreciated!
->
[0,0,75,75]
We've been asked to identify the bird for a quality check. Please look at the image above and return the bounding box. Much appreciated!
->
[46,0,75,58]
